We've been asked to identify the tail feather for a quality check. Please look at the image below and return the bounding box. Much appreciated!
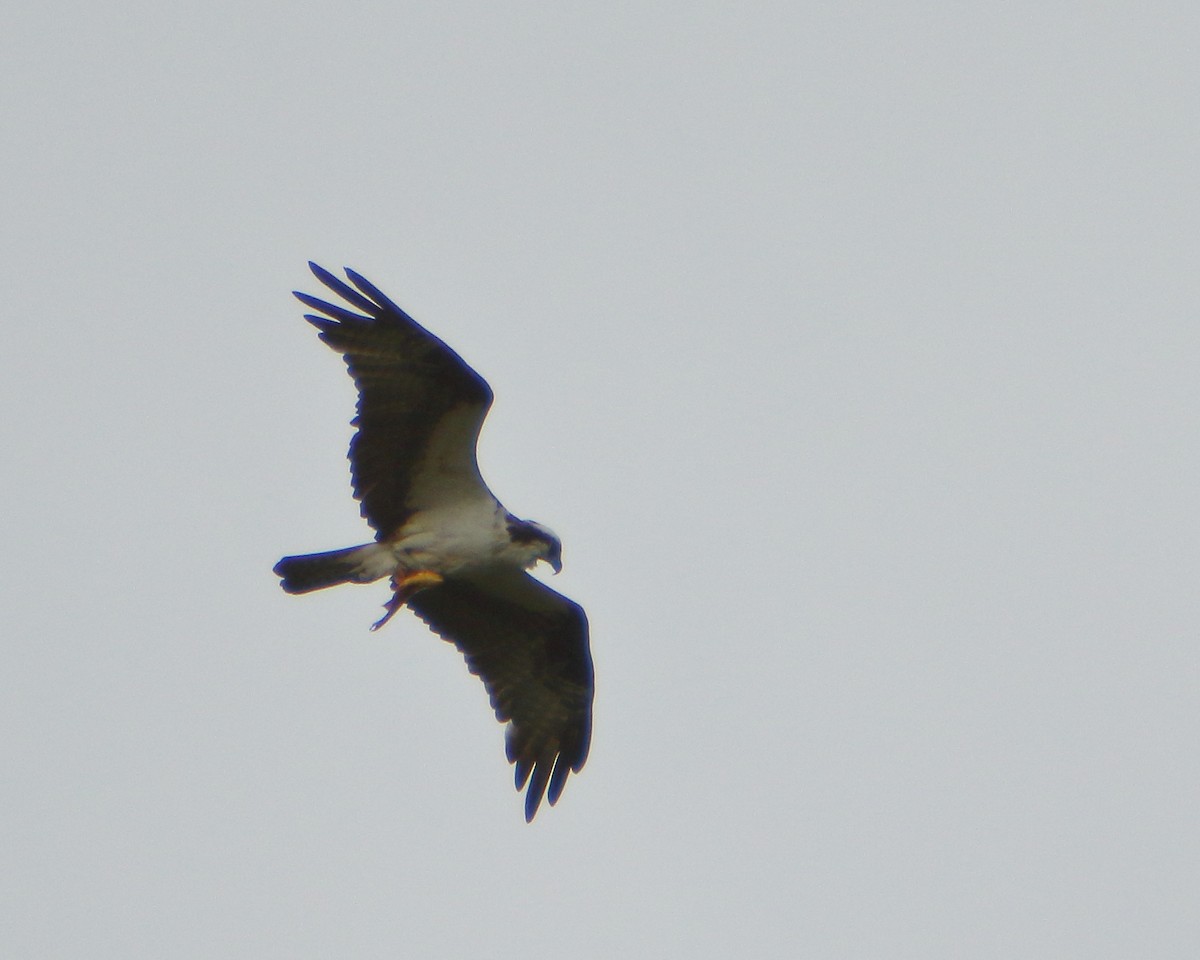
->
[273,543,392,594]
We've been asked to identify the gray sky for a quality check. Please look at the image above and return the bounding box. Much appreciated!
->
[3,3,1197,957]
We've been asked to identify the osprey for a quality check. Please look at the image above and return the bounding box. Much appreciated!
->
[274,263,593,821]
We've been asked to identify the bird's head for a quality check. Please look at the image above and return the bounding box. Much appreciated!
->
[507,518,563,574]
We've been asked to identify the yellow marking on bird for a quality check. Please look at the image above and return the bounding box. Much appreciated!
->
[371,569,446,631]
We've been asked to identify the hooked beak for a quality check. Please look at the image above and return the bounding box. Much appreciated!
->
[548,556,562,575]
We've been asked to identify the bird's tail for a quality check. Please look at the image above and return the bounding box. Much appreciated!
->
[273,543,393,594]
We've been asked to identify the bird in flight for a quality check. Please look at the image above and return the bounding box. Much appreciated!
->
[274,263,593,821]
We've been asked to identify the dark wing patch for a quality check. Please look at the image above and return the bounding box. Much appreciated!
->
[296,263,494,536]
[406,571,594,822]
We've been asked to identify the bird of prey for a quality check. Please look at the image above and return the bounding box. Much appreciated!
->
[274,263,593,821]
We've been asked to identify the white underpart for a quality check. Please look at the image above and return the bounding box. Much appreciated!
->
[391,499,523,575]
[351,542,407,582]
[376,402,549,577]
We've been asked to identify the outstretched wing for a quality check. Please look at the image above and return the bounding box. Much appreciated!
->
[407,569,594,821]
[295,263,495,538]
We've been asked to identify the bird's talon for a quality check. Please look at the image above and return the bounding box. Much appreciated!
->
[370,570,444,630]
[371,601,401,631]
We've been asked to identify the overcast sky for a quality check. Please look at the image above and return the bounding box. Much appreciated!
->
[3,3,1198,957]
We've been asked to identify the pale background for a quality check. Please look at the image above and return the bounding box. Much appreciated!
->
[2,3,1197,957]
